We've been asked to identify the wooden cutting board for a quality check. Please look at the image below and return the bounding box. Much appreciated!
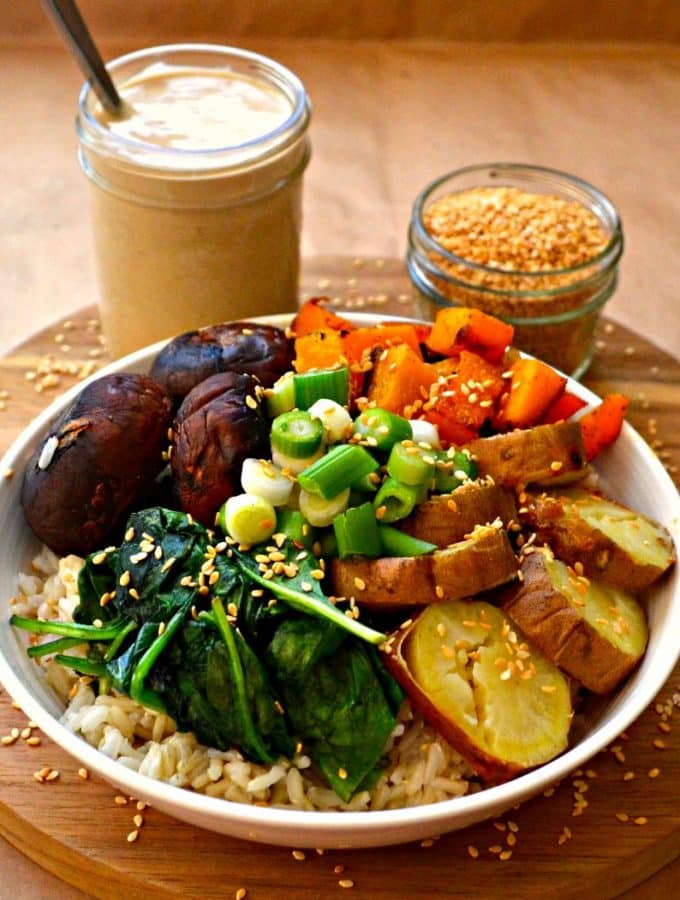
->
[0,257,678,900]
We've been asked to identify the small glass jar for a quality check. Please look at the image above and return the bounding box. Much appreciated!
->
[406,163,623,378]
[77,44,311,358]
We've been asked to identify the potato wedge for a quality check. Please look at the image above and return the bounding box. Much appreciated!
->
[466,421,586,488]
[503,548,648,694]
[383,598,572,782]
[330,524,517,608]
[519,487,676,592]
[399,479,518,548]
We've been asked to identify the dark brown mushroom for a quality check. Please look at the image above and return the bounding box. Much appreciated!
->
[150,322,294,407]
[171,371,269,526]
[21,374,172,556]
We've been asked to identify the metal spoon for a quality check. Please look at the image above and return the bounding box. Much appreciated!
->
[42,0,126,115]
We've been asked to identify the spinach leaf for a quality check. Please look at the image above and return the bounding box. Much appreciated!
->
[150,617,293,762]
[75,550,119,623]
[265,615,344,683]
[233,543,386,645]
[275,639,398,802]
[113,508,209,623]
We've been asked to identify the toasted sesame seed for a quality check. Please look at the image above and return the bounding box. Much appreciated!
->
[634,816,648,825]
[78,768,89,780]
[25,736,41,747]
[127,829,139,843]
[235,889,248,900]
[499,850,513,861]
[338,880,354,889]
[115,795,128,805]
[468,845,479,858]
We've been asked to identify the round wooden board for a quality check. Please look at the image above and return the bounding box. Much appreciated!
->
[0,257,678,900]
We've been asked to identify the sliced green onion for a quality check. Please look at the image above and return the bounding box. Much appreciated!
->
[350,470,382,494]
[353,408,411,452]
[409,418,440,448]
[294,367,349,409]
[378,525,437,557]
[241,458,294,507]
[433,448,479,493]
[218,494,278,546]
[271,411,324,459]
[271,446,324,476]
[307,398,353,443]
[264,371,296,418]
[297,444,378,499]
[386,441,436,487]
[276,508,315,549]
[333,503,382,558]
[373,477,420,523]
[299,487,350,527]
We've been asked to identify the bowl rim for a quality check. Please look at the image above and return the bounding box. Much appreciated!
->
[0,312,678,843]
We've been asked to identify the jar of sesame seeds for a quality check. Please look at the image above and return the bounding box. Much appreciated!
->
[406,163,624,378]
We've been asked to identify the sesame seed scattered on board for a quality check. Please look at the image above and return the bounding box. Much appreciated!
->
[235,890,248,900]
[338,879,355,889]
[467,845,479,859]
[292,850,306,861]
[127,829,139,843]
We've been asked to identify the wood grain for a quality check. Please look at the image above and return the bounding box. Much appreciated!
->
[0,258,678,900]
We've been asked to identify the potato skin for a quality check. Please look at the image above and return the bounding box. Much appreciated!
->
[519,489,676,592]
[384,623,524,784]
[171,371,269,526]
[503,550,647,694]
[330,525,517,608]
[21,374,172,556]
[399,480,518,548]
[151,322,294,406]
[466,421,586,488]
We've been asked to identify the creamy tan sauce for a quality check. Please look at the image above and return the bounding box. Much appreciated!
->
[97,63,291,151]
[82,59,308,358]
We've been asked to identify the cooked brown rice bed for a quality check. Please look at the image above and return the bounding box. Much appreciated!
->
[10,548,477,812]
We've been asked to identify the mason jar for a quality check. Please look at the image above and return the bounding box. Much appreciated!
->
[77,44,311,358]
[407,163,624,378]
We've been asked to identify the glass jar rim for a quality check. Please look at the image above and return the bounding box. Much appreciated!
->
[411,162,624,280]
[77,43,311,165]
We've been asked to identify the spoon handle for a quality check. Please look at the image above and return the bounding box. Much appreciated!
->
[42,0,124,114]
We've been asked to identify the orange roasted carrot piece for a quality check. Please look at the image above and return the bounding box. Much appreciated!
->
[494,358,567,430]
[424,350,506,438]
[426,307,514,364]
[366,344,437,414]
[541,391,588,424]
[579,393,629,461]
[292,298,355,337]
[294,328,346,373]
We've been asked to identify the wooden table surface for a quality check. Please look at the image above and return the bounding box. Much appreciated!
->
[0,258,678,899]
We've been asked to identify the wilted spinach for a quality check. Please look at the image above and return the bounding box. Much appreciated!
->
[12,505,403,799]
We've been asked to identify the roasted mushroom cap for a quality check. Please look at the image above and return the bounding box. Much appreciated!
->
[150,322,294,407]
[171,371,269,526]
[21,374,172,556]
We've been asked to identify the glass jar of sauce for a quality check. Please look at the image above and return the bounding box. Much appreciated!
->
[77,44,311,358]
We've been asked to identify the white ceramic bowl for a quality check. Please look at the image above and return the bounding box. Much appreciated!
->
[0,314,678,849]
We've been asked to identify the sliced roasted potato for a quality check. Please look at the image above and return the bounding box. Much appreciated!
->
[503,548,648,694]
[383,598,572,782]
[399,479,518,548]
[330,523,517,608]
[466,421,587,489]
[519,487,676,592]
